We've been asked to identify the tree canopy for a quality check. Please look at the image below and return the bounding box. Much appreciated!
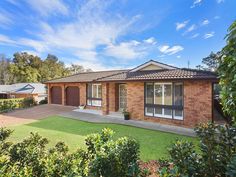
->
[218,20,236,123]
[0,52,91,84]
[197,51,221,71]
[0,54,13,84]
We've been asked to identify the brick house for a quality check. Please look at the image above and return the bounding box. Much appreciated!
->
[45,60,218,128]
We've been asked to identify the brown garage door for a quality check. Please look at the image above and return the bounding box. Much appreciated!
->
[51,86,62,104]
[66,86,80,106]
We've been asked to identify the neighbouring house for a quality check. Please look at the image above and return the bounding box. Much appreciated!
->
[0,83,47,102]
[45,60,219,128]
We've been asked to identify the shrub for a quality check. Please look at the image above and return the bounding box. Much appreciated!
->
[0,128,142,177]
[85,128,140,177]
[226,155,236,177]
[22,97,37,108]
[218,20,236,123]
[39,98,48,104]
[0,98,24,112]
[158,123,236,177]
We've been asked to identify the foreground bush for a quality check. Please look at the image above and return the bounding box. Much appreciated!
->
[39,98,48,104]
[158,123,236,177]
[21,97,37,108]
[0,127,142,177]
[0,98,24,112]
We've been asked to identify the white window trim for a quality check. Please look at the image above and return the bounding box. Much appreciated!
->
[92,84,101,99]
[145,82,184,120]
[87,84,102,107]
[173,83,183,120]
[153,83,173,118]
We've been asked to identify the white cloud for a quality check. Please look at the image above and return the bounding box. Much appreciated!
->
[176,20,189,30]
[21,50,40,57]
[73,60,125,71]
[158,45,184,55]
[26,0,68,16]
[104,40,146,60]
[182,24,196,35]
[177,55,181,58]
[191,0,202,8]
[143,37,156,44]
[186,24,196,32]
[201,19,210,25]
[0,10,12,28]
[190,33,200,38]
[18,38,48,52]
[214,16,220,19]
[204,32,215,39]
[217,0,224,3]
[0,34,17,45]
[74,50,98,61]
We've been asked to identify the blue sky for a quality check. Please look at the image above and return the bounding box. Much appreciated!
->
[0,0,235,70]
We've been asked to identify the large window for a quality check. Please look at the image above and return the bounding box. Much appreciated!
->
[145,82,183,120]
[87,83,102,106]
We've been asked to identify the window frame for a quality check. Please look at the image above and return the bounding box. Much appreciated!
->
[144,82,184,120]
[87,83,102,107]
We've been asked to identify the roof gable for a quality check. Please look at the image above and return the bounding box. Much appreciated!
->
[130,60,177,72]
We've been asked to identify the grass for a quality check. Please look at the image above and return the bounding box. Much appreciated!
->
[9,116,197,161]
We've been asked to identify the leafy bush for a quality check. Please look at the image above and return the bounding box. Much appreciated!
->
[218,20,236,123]
[0,128,142,177]
[39,98,48,104]
[226,154,236,177]
[0,98,24,112]
[22,97,37,108]
[158,123,236,177]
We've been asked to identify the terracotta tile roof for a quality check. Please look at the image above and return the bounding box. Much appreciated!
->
[45,68,218,83]
[45,70,128,83]
[96,69,218,81]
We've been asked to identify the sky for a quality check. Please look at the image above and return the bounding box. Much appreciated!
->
[0,0,235,71]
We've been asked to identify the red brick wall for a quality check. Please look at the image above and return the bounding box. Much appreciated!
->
[126,80,213,128]
[127,82,145,119]
[102,83,109,115]
[108,83,116,112]
[183,80,212,127]
[47,80,213,128]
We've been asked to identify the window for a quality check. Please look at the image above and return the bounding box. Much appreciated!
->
[145,82,183,120]
[87,84,102,106]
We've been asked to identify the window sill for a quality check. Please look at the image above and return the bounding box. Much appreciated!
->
[145,114,184,121]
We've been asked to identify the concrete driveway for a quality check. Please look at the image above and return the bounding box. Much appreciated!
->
[0,104,75,127]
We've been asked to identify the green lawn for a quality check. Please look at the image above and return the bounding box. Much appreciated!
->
[8,116,197,161]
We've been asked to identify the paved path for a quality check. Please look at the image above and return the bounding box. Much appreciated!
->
[1,104,195,136]
[60,111,196,137]
[0,104,75,127]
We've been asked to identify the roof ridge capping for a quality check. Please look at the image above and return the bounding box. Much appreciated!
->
[130,59,178,72]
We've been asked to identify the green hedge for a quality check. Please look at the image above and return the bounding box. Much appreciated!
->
[0,98,24,113]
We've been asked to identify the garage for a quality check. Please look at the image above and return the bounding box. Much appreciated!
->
[66,86,80,106]
[51,86,62,104]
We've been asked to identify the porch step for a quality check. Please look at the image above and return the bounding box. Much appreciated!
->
[73,108,102,115]
[108,111,123,119]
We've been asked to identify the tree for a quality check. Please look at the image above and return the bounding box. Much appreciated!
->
[218,20,236,123]
[68,64,92,75]
[9,52,42,83]
[202,51,221,71]
[39,54,70,82]
[0,54,13,84]
[196,51,221,71]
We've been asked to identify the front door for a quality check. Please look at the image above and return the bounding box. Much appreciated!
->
[119,84,127,111]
